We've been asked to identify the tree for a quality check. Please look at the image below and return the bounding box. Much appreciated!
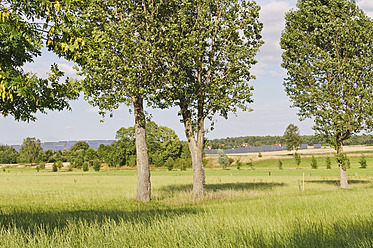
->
[281,0,373,189]
[294,152,301,167]
[218,150,229,170]
[159,0,263,196]
[19,137,43,164]
[0,0,77,121]
[325,157,331,169]
[116,121,182,167]
[49,0,174,202]
[0,145,18,164]
[359,155,367,169]
[283,124,302,151]
[310,155,318,169]
[69,142,89,153]
[85,148,97,162]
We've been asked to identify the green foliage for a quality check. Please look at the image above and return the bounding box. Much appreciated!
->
[38,161,45,170]
[73,155,84,169]
[35,165,40,172]
[0,1,77,121]
[247,159,254,169]
[236,159,242,170]
[69,142,89,153]
[166,158,174,171]
[284,124,302,151]
[281,0,373,153]
[52,162,57,172]
[311,156,318,169]
[85,148,97,162]
[326,157,331,169]
[0,145,18,164]
[359,155,367,169]
[116,122,182,167]
[19,137,42,164]
[335,153,349,170]
[92,160,101,172]
[294,152,301,167]
[218,150,229,170]
[82,162,89,172]
[258,152,262,158]
[278,160,283,170]
[56,161,63,170]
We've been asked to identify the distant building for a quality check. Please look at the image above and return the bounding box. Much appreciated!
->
[241,143,249,147]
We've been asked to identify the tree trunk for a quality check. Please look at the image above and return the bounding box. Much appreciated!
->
[132,95,151,202]
[337,142,348,189]
[180,106,205,196]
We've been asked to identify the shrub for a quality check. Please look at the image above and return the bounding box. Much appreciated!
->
[247,158,254,169]
[311,155,318,169]
[57,161,63,170]
[83,162,89,172]
[278,160,283,170]
[325,157,331,169]
[67,165,73,172]
[359,155,367,168]
[166,158,174,171]
[52,162,58,172]
[258,152,262,158]
[93,160,101,171]
[35,166,40,172]
[218,150,229,169]
[294,152,301,167]
[236,159,242,170]
[39,161,46,170]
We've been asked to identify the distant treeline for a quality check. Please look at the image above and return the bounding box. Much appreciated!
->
[206,135,373,149]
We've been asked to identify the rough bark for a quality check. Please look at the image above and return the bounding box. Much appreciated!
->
[132,95,151,202]
[337,141,348,189]
[180,103,205,197]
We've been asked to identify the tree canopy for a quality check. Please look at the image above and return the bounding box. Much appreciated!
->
[280,0,373,188]
[0,0,77,121]
[283,124,302,151]
[159,0,263,195]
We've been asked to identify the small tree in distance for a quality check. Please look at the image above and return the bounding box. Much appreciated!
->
[284,124,302,151]
[294,152,301,167]
[326,157,331,169]
[218,150,229,170]
[311,156,318,169]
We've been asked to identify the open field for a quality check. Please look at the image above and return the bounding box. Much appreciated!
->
[0,153,373,247]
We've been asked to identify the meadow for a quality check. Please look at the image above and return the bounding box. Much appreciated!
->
[0,154,372,247]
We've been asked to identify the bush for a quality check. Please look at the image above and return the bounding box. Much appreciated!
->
[359,155,367,168]
[278,160,283,170]
[35,166,40,172]
[67,164,73,172]
[258,152,262,158]
[83,162,89,172]
[57,161,63,170]
[93,160,101,171]
[294,152,301,167]
[166,158,174,171]
[311,155,318,169]
[325,157,331,169]
[52,162,58,172]
[218,150,229,169]
[247,158,254,169]
[39,161,46,170]
[236,159,242,170]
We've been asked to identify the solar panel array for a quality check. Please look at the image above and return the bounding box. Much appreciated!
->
[300,144,308,149]
[313,144,322,149]
[38,140,116,152]
[204,145,285,155]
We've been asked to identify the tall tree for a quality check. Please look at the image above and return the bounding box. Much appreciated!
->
[0,0,77,121]
[283,124,302,151]
[159,0,263,196]
[281,0,373,188]
[19,137,43,164]
[49,0,172,201]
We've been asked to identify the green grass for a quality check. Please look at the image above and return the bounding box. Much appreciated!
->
[0,161,372,247]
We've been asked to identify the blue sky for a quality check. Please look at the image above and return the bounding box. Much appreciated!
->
[1,0,373,145]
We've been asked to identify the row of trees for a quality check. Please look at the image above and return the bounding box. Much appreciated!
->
[1,122,191,169]
[3,0,373,196]
[1,0,263,201]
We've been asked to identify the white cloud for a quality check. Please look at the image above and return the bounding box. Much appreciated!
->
[64,126,74,129]
[358,0,373,18]
[57,63,78,77]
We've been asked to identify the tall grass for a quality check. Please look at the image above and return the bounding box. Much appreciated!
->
[0,165,372,247]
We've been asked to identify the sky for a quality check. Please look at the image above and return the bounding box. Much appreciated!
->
[1,0,373,145]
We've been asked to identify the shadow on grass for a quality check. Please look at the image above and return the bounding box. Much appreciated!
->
[306,179,372,186]
[159,182,286,193]
[0,205,199,235]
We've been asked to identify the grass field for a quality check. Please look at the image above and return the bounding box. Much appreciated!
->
[0,154,372,247]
